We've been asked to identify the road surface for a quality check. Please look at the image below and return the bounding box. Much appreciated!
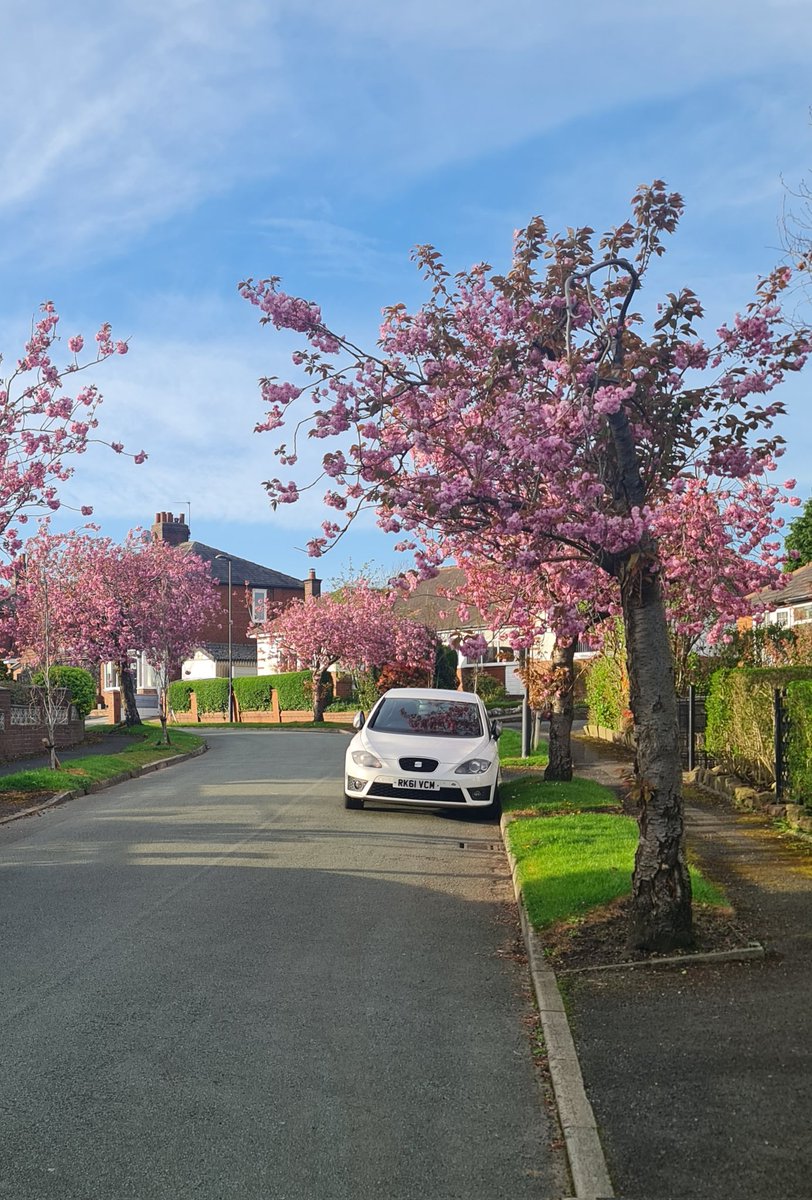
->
[0,730,566,1199]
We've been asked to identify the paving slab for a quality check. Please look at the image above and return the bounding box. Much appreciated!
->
[564,735,812,1199]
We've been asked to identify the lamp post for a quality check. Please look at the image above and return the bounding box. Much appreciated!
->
[214,554,234,722]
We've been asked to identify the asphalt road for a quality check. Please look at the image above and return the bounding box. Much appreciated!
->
[0,730,566,1200]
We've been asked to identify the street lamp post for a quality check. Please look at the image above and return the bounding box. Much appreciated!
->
[214,554,234,722]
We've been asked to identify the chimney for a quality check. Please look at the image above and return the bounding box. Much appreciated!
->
[151,511,190,546]
[303,568,321,599]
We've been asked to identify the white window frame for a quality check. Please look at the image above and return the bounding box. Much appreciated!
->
[251,588,268,624]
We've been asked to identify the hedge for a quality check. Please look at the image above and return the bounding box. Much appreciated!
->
[705,666,812,790]
[31,666,97,719]
[786,680,812,807]
[233,676,275,712]
[585,654,628,731]
[167,681,194,713]
[270,669,332,711]
[189,678,230,714]
[167,670,332,717]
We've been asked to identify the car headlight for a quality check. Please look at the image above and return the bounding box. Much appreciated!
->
[351,750,382,768]
[454,758,492,775]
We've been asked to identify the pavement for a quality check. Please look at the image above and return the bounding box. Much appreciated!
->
[0,696,161,779]
[557,734,812,1199]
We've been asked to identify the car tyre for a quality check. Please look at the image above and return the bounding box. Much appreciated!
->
[479,787,502,822]
[344,792,364,810]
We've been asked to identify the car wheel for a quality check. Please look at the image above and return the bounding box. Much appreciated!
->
[479,787,502,822]
[344,792,364,810]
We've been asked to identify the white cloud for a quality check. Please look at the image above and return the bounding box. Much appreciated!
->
[2,0,810,265]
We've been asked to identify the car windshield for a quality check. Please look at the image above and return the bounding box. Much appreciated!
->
[369,697,483,738]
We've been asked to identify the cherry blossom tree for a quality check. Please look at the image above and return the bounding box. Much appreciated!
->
[4,526,220,741]
[258,582,435,721]
[0,303,143,569]
[241,182,810,950]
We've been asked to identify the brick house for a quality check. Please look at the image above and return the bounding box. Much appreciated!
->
[100,512,321,710]
[396,565,596,696]
[746,562,812,632]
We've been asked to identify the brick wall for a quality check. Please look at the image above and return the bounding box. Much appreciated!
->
[0,688,85,763]
[195,584,305,645]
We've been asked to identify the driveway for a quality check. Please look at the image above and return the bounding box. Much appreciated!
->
[0,730,567,1200]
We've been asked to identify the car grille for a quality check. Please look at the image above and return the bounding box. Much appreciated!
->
[368,783,468,803]
[398,757,438,773]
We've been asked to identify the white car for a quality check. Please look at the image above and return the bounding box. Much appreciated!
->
[344,687,502,818]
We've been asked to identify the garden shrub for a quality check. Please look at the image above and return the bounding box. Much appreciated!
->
[585,654,628,731]
[167,681,194,713]
[269,669,332,712]
[234,675,275,712]
[705,666,812,787]
[191,678,230,714]
[786,679,812,808]
[472,673,506,703]
[31,665,97,719]
[434,642,459,690]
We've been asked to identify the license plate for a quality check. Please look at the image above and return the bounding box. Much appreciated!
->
[396,778,441,791]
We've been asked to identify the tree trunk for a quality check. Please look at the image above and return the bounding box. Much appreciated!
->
[119,662,140,726]
[312,669,326,723]
[620,556,693,951]
[158,684,170,745]
[544,639,575,782]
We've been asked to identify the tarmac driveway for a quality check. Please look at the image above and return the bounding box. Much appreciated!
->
[0,730,567,1200]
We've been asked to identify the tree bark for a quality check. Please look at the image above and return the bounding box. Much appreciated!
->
[119,662,140,727]
[620,556,693,951]
[158,684,170,745]
[544,639,575,782]
[312,669,326,723]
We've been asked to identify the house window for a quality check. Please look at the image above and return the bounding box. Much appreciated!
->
[774,610,791,627]
[103,662,118,690]
[793,604,812,625]
[251,588,268,623]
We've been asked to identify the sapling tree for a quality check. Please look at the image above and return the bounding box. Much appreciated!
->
[241,182,809,950]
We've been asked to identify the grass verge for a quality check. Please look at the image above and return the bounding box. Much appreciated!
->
[498,727,549,770]
[0,724,205,804]
[502,774,620,814]
[504,775,727,930]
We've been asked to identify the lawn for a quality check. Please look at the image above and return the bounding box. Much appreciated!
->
[501,773,622,813]
[0,724,205,802]
[504,776,727,930]
[498,726,549,769]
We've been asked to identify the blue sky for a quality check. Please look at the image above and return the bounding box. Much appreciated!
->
[2,0,811,587]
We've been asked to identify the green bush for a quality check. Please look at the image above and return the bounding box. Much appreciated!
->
[585,654,628,731]
[191,678,230,714]
[472,673,506,703]
[705,666,812,788]
[234,675,275,712]
[434,643,459,690]
[167,680,194,713]
[268,669,332,712]
[31,666,97,719]
[786,680,812,808]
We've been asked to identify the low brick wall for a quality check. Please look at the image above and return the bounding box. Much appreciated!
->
[0,687,85,763]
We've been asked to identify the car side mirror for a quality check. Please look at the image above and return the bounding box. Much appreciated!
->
[490,720,502,740]
[352,710,366,730]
